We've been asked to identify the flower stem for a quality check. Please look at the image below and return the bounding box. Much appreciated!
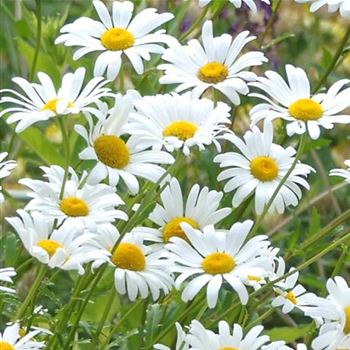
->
[30,0,42,81]
[179,6,209,41]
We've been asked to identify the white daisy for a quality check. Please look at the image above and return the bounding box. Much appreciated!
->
[262,341,294,350]
[55,0,174,80]
[187,320,269,350]
[199,0,270,12]
[0,68,110,132]
[158,20,268,104]
[272,268,317,314]
[6,210,106,275]
[154,323,189,350]
[214,120,314,214]
[75,91,174,194]
[93,232,174,301]
[249,65,350,139]
[19,165,127,232]
[295,0,350,17]
[0,323,44,350]
[127,93,232,156]
[303,276,350,350]
[0,152,16,203]
[330,160,350,184]
[143,177,230,246]
[0,267,16,294]
[165,220,273,308]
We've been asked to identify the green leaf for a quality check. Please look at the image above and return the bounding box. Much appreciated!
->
[262,32,295,49]
[266,324,312,342]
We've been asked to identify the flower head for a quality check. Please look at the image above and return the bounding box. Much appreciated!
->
[0,267,16,294]
[0,152,16,203]
[330,160,350,185]
[295,0,350,17]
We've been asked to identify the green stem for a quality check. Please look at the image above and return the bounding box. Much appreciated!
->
[312,24,350,93]
[58,118,70,200]
[30,0,42,81]
[179,6,209,41]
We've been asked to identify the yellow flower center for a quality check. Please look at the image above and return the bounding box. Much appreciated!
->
[162,217,199,242]
[111,243,146,271]
[288,98,323,121]
[0,342,14,350]
[344,305,350,334]
[248,275,262,282]
[163,120,198,141]
[202,252,235,275]
[18,328,26,337]
[42,98,74,113]
[60,196,89,217]
[100,27,135,51]
[94,135,130,169]
[250,156,279,182]
[220,348,238,350]
[37,239,63,257]
[285,291,297,305]
[197,61,228,84]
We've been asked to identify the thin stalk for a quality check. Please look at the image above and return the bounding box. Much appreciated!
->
[179,6,209,41]
[30,0,42,81]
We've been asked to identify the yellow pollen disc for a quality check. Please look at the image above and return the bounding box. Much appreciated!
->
[197,61,228,84]
[220,348,238,350]
[18,328,26,337]
[285,291,297,305]
[42,98,74,113]
[0,342,15,350]
[163,120,198,141]
[101,27,135,51]
[344,306,350,334]
[162,217,199,242]
[94,135,130,169]
[37,239,63,257]
[288,98,323,121]
[60,196,89,217]
[202,252,235,275]
[250,156,279,182]
[248,275,262,282]
[112,243,146,271]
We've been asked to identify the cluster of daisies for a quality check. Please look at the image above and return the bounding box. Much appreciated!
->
[0,0,349,349]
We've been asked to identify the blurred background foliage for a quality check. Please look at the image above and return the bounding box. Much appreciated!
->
[0,0,349,348]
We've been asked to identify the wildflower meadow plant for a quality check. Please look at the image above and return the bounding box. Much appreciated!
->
[0,1,349,349]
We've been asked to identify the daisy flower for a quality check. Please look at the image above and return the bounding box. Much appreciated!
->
[295,0,350,17]
[127,93,232,156]
[19,165,127,232]
[330,160,350,185]
[154,323,189,350]
[55,0,174,80]
[0,68,110,132]
[6,210,106,274]
[249,65,350,139]
[75,91,174,194]
[93,232,174,301]
[0,267,16,294]
[0,323,44,350]
[214,120,314,214]
[199,0,270,12]
[303,276,350,350]
[158,20,268,104]
[262,341,295,350]
[187,320,269,349]
[0,152,16,203]
[165,220,273,308]
[144,177,231,245]
[272,268,317,314]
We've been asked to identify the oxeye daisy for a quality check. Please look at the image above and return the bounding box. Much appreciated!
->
[0,323,44,350]
[55,0,174,80]
[0,267,16,294]
[199,0,270,12]
[158,20,267,104]
[0,68,110,132]
[6,210,105,274]
[187,320,269,350]
[154,323,189,350]
[75,91,174,194]
[303,276,350,350]
[143,177,231,245]
[295,0,350,17]
[19,165,127,232]
[330,160,350,185]
[127,93,232,155]
[249,65,350,139]
[0,152,16,203]
[262,341,294,350]
[94,232,174,301]
[165,221,272,308]
[214,120,314,214]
